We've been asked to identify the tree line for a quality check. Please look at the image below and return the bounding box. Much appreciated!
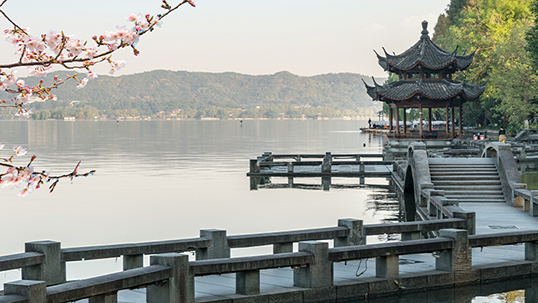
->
[0,70,382,120]
[433,0,538,132]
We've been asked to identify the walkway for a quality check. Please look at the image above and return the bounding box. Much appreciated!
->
[68,202,537,303]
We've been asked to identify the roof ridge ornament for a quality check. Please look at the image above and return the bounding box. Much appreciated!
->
[421,20,429,39]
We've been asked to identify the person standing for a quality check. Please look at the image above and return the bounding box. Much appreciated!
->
[368,118,371,128]
[499,126,506,143]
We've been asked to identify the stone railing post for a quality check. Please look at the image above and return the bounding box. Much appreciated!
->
[376,255,399,279]
[293,241,332,288]
[420,182,434,208]
[335,219,365,247]
[197,229,230,260]
[249,159,260,174]
[525,240,538,262]
[22,241,65,286]
[322,152,332,173]
[123,254,144,271]
[436,229,471,272]
[4,280,46,303]
[530,190,538,217]
[453,211,476,235]
[512,183,527,207]
[236,270,260,295]
[147,253,193,303]
[89,293,118,303]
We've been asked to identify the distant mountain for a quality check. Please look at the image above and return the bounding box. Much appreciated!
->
[0,70,384,119]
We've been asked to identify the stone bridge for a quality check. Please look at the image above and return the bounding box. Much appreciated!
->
[392,142,538,226]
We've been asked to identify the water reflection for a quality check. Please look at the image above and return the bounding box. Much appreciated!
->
[351,277,535,303]
[0,120,392,287]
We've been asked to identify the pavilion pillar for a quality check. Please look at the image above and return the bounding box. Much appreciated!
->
[403,108,407,134]
[428,108,432,133]
[389,106,393,132]
[445,105,449,136]
[459,105,463,139]
[419,103,423,139]
[395,105,400,135]
[451,106,455,139]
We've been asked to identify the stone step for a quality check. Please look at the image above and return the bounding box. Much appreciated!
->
[451,198,506,203]
[429,163,496,166]
[429,168,497,172]
[431,175,500,181]
[441,190,504,196]
[432,180,501,186]
[445,195,505,200]
[428,158,497,165]
[430,167,497,171]
[435,185,503,191]
[429,170,498,174]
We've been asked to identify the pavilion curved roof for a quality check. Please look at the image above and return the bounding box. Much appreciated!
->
[375,21,475,72]
[363,78,486,102]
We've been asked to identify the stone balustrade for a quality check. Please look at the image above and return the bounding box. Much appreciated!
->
[2,227,538,302]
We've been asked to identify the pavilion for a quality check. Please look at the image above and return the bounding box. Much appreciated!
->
[363,21,486,139]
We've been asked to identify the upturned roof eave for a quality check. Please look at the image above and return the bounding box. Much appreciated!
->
[371,80,486,102]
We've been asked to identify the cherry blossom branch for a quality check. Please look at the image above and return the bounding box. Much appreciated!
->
[0,0,196,115]
[0,145,96,197]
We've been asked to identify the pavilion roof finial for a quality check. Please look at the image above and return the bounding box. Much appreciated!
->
[421,20,429,38]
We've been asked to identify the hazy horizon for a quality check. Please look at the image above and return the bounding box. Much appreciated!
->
[0,1,450,78]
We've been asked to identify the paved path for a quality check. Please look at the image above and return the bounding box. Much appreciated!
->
[69,202,537,303]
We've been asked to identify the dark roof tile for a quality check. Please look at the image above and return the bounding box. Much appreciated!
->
[363,79,486,101]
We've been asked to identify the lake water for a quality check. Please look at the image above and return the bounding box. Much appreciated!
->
[0,120,393,281]
[0,120,534,302]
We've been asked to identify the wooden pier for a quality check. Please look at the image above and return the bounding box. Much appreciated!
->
[247,152,392,190]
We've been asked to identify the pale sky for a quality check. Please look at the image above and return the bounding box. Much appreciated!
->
[0,0,450,78]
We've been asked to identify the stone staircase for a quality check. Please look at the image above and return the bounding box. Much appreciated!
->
[428,158,506,203]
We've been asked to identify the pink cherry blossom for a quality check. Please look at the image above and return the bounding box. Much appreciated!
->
[77,78,88,89]
[87,71,98,80]
[125,13,141,23]
[86,46,99,59]
[152,19,164,28]
[114,60,127,69]
[123,31,139,45]
[19,167,33,179]
[5,70,17,85]
[65,36,84,56]
[16,93,30,103]
[17,187,33,198]
[28,65,51,77]
[13,145,27,156]
[135,20,150,32]
[26,36,45,53]
[14,107,31,117]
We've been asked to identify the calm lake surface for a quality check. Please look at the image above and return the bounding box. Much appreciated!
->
[0,120,533,302]
[0,120,391,281]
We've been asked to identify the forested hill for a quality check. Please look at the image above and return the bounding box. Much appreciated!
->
[0,70,383,119]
